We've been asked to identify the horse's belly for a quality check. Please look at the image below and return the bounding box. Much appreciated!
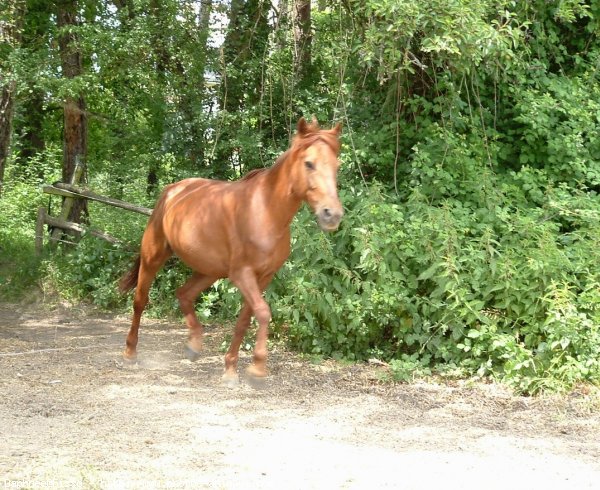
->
[172,240,287,280]
[170,236,230,278]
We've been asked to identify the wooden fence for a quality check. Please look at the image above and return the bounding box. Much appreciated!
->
[36,160,152,254]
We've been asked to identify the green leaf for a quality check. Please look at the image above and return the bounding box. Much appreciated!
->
[418,263,441,281]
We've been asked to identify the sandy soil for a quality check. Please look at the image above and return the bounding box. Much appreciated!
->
[1,302,599,490]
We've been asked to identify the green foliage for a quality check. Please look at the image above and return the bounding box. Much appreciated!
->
[268,173,600,393]
[348,0,528,82]
[0,148,61,299]
[2,0,600,395]
[389,357,432,383]
[45,238,131,308]
[0,180,45,299]
[509,74,600,186]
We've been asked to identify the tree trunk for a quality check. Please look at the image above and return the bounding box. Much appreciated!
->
[149,0,169,79]
[146,0,168,196]
[110,0,135,199]
[293,0,312,84]
[221,0,245,113]
[220,0,270,112]
[0,82,16,195]
[215,0,271,177]
[112,0,135,22]
[18,93,46,175]
[275,0,290,49]
[57,0,88,224]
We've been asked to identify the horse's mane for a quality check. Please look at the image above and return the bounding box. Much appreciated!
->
[290,120,341,155]
[240,151,287,181]
[240,167,267,181]
[292,132,341,155]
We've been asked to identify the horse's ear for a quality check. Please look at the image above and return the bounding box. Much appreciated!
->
[332,122,342,136]
[297,117,308,135]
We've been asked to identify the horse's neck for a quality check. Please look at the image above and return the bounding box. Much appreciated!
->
[261,151,303,228]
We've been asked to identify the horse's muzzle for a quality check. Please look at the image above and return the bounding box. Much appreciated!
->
[317,207,343,232]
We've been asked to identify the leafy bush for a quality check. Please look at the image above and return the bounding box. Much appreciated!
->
[3,0,600,396]
[268,167,600,394]
[0,179,46,300]
[44,238,132,308]
[0,149,61,299]
[28,132,600,395]
[509,74,600,187]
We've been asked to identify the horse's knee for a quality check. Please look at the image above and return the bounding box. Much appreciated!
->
[253,303,271,326]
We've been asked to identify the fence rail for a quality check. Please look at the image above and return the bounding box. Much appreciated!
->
[37,160,152,254]
[43,183,152,216]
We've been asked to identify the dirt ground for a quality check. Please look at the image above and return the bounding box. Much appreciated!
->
[1,302,599,490]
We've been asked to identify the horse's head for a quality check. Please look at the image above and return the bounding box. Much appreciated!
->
[292,117,343,232]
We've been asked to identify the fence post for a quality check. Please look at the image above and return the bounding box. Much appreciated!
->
[50,156,84,245]
[35,207,46,255]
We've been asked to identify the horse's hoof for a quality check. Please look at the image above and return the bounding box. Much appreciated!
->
[122,350,137,364]
[246,374,267,390]
[221,373,240,389]
[185,345,202,362]
[245,365,268,389]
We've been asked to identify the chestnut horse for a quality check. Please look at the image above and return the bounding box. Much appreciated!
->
[119,117,343,384]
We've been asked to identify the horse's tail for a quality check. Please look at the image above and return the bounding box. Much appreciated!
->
[119,255,141,294]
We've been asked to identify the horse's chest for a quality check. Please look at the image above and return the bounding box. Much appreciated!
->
[248,233,290,272]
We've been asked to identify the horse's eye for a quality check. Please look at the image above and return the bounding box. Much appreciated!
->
[305,161,315,170]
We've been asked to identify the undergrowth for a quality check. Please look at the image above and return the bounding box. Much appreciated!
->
[2,163,600,395]
[2,0,600,395]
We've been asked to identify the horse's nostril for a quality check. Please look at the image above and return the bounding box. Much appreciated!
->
[323,208,332,218]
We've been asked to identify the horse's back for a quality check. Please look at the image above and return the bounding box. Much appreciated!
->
[161,177,224,206]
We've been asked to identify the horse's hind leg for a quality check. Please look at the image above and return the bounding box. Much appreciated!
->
[124,233,171,360]
[176,272,216,361]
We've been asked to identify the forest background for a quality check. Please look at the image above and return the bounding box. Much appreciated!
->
[1,0,600,394]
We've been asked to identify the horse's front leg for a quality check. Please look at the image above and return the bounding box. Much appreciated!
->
[223,302,252,385]
[228,269,274,383]
[245,299,271,379]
